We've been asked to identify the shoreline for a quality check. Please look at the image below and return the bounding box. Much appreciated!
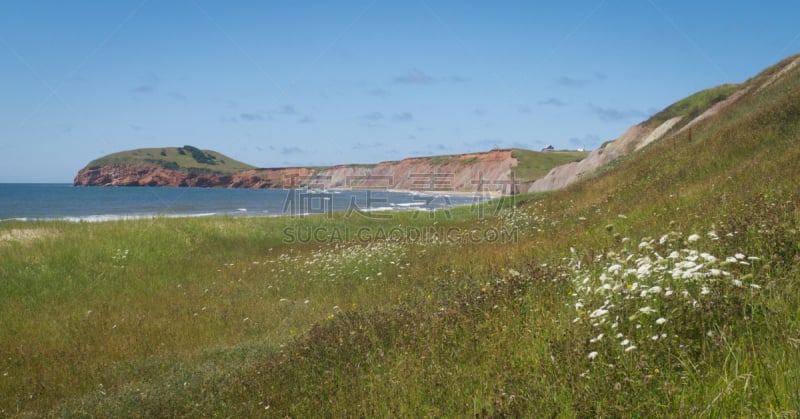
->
[0,190,501,224]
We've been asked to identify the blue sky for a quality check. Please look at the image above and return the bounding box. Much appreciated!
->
[1,1,799,182]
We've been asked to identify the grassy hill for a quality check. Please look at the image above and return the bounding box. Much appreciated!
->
[3,54,800,416]
[85,145,255,175]
[511,148,589,182]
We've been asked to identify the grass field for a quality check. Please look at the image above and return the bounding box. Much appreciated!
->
[3,55,800,416]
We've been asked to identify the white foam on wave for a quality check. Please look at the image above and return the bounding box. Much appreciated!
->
[55,212,219,223]
[391,202,426,207]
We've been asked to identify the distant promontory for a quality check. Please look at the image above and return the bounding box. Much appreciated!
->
[73,146,588,194]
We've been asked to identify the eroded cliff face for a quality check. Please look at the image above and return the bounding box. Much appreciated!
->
[316,149,517,194]
[73,164,232,187]
[74,150,519,194]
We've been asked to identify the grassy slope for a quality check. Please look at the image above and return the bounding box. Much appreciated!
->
[85,146,255,175]
[645,83,740,128]
[2,55,800,416]
[511,149,589,182]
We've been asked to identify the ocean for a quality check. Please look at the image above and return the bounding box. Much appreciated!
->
[0,184,488,222]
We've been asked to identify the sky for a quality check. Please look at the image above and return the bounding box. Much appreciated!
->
[1,1,799,182]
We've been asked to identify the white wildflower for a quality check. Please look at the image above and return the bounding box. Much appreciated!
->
[639,306,657,314]
[588,351,598,360]
[687,234,700,243]
[589,308,609,318]
[735,253,746,260]
[656,317,667,325]
[700,253,717,263]
[625,345,637,352]
[621,339,630,346]
[589,333,604,343]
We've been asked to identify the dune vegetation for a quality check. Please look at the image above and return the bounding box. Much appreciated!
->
[2,55,800,416]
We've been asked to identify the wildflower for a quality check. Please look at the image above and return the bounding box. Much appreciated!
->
[588,351,598,360]
[589,308,609,318]
[621,339,630,346]
[750,283,762,289]
[700,253,717,263]
[687,234,700,243]
[590,333,604,343]
[647,285,663,295]
[625,345,637,352]
[639,306,657,314]
[656,317,667,325]
[735,253,746,260]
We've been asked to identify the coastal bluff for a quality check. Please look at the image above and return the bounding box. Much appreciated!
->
[74,148,588,194]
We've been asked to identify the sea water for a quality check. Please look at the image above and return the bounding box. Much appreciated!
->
[0,184,488,222]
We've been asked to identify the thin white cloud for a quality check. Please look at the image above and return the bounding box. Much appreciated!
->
[588,104,649,122]
[538,97,567,107]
